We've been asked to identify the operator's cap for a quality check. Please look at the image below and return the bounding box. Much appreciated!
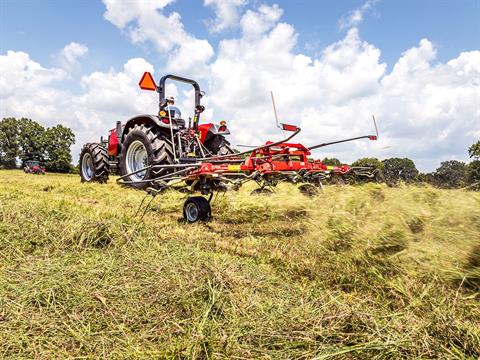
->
[167,96,175,102]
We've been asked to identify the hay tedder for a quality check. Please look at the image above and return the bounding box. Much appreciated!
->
[80,73,379,222]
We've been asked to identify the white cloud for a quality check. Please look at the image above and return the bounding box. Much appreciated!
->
[204,5,479,170]
[240,4,283,37]
[1,2,478,171]
[204,0,246,33]
[102,0,214,78]
[0,51,65,100]
[339,0,378,29]
[55,42,88,70]
[0,50,158,162]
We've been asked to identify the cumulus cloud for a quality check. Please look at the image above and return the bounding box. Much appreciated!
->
[0,51,65,100]
[204,0,246,33]
[339,0,378,29]
[55,42,88,70]
[0,50,158,161]
[205,4,479,170]
[102,0,214,78]
[1,2,478,171]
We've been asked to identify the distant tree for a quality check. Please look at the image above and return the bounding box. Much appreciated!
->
[466,140,480,190]
[382,158,418,185]
[43,125,75,173]
[0,118,20,168]
[417,172,435,184]
[466,161,480,190]
[351,157,385,171]
[468,140,480,160]
[322,157,342,166]
[17,118,46,164]
[0,117,75,172]
[431,160,466,188]
[349,157,385,183]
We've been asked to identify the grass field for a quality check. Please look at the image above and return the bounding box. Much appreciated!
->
[0,169,479,359]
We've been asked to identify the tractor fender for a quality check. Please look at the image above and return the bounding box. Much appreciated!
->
[120,114,180,143]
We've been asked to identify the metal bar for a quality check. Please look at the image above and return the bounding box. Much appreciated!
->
[271,91,280,129]
[196,134,206,158]
[167,106,177,162]
[372,114,379,139]
[308,135,373,151]
[150,163,201,169]
[116,163,200,183]
[116,165,153,181]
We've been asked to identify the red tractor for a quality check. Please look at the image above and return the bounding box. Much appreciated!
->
[80,72,379,222]
[23,160,46,175]
[79,74,232,188]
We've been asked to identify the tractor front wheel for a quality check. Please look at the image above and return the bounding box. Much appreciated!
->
[79,143,109,183]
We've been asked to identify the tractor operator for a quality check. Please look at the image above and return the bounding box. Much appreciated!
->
[165,96,182,119]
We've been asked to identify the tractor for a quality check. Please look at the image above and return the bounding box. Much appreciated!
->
[79,74,232,189]
[23,160,46,175]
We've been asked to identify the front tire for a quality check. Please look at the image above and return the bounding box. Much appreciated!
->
[79,143,109,183]
[119,123,174,189]
[183,196,211,223]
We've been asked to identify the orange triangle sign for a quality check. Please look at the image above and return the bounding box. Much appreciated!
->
[139,72,157,91]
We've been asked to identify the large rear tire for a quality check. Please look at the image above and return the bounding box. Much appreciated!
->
[79,143,109,183]
[119,123,174,189]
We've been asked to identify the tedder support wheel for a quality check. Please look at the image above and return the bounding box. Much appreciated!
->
[79,143,109,183]
[119,123,174,189]
[183,196,211,223]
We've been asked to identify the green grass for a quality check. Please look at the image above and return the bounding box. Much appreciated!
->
[0,169,479,359]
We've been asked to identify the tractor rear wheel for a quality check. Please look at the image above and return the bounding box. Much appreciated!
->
[80,143,109,183]
[119,124,174,189]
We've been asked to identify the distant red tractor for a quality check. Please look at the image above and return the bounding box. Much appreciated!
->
[23,160,46,175]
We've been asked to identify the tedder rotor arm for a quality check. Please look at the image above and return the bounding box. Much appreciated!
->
[309,135,377,151]
[308,114,379,150]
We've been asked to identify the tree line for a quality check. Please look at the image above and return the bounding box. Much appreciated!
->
[0,117,75,173]
[1,116,478,188]
[323,140,480,190]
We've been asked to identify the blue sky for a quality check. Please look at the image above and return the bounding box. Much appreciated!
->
[1,0,479,170]
[2,0,479,72]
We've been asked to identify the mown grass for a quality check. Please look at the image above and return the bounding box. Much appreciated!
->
[0,169,479,359]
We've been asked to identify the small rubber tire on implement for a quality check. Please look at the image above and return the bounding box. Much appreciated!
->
[183,196,211,223]
[119,124,174,190]
[79,143,109,183]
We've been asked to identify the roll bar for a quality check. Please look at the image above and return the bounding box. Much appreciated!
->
[157,74,203,109]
